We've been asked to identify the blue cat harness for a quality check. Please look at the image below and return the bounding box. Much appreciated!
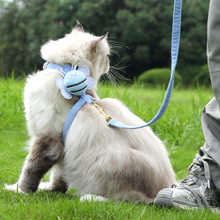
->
[44,0,182,143]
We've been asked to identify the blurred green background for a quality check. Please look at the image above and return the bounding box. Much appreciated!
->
[0,0,210,87]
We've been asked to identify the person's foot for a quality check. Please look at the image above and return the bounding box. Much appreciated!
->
[154,153,220,211]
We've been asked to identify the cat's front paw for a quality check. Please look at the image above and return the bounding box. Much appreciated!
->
[4,183,24,193]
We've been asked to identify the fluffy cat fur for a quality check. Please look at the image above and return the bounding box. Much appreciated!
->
[5,21,176,203]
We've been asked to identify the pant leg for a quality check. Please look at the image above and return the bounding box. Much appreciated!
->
[202,98,220,164]
[207,0,220,105]
[202,98,220,191]
[201,0,220,191]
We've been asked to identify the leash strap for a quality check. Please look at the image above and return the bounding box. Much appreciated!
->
[108,0,182,129]
[55,0,182,142]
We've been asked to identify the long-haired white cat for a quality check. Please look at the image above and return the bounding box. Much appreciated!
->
[5,21,176,203]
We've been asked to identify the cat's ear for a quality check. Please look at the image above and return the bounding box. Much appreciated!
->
[91,32,109,53]
[72,19,84,32]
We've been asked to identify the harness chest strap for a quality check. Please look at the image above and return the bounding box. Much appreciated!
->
[62,94,93,142]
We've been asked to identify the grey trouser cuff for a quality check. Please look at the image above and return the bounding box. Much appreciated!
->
[202,98,220,191]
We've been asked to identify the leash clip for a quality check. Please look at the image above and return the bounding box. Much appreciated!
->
[105,115,112,126]
[93,102,112,126]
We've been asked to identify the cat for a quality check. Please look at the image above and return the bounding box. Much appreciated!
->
[5,21,176,203]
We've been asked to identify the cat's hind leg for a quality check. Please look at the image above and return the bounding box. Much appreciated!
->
[5,136,64,193]
[38,162,68,193]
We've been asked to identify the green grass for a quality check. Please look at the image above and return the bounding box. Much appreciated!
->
[0,78,219,219]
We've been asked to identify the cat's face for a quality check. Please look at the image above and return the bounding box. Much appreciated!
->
[41,22,110,84]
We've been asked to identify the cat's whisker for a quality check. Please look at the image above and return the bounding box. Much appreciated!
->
[102,71,118,87]
[110,59,132,74]
[109,40,130,49]
[110,68,125,79]
[108,40,128,45]
[108,71,120,87]
[110,45,130,50]
[110,49,121,58]
[111,66,126,74]
[111,58,125,67]
[111,62,133,71]
[109,67,131,83]
[104,67,127,86]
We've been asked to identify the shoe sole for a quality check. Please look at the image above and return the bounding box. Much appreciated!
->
[154,188,201,210]
[154,188,220,213]
[154,188,175,208]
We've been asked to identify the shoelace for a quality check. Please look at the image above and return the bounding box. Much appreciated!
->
[171,183,211,210]
[187,154,215,188]
[180,154,217,210]
[181,185,211,210]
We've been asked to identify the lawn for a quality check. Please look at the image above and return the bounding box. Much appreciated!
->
[0,77,219,219]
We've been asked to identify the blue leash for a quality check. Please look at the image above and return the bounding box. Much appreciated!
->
[45,0,182,142]
[108,0,182,129]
